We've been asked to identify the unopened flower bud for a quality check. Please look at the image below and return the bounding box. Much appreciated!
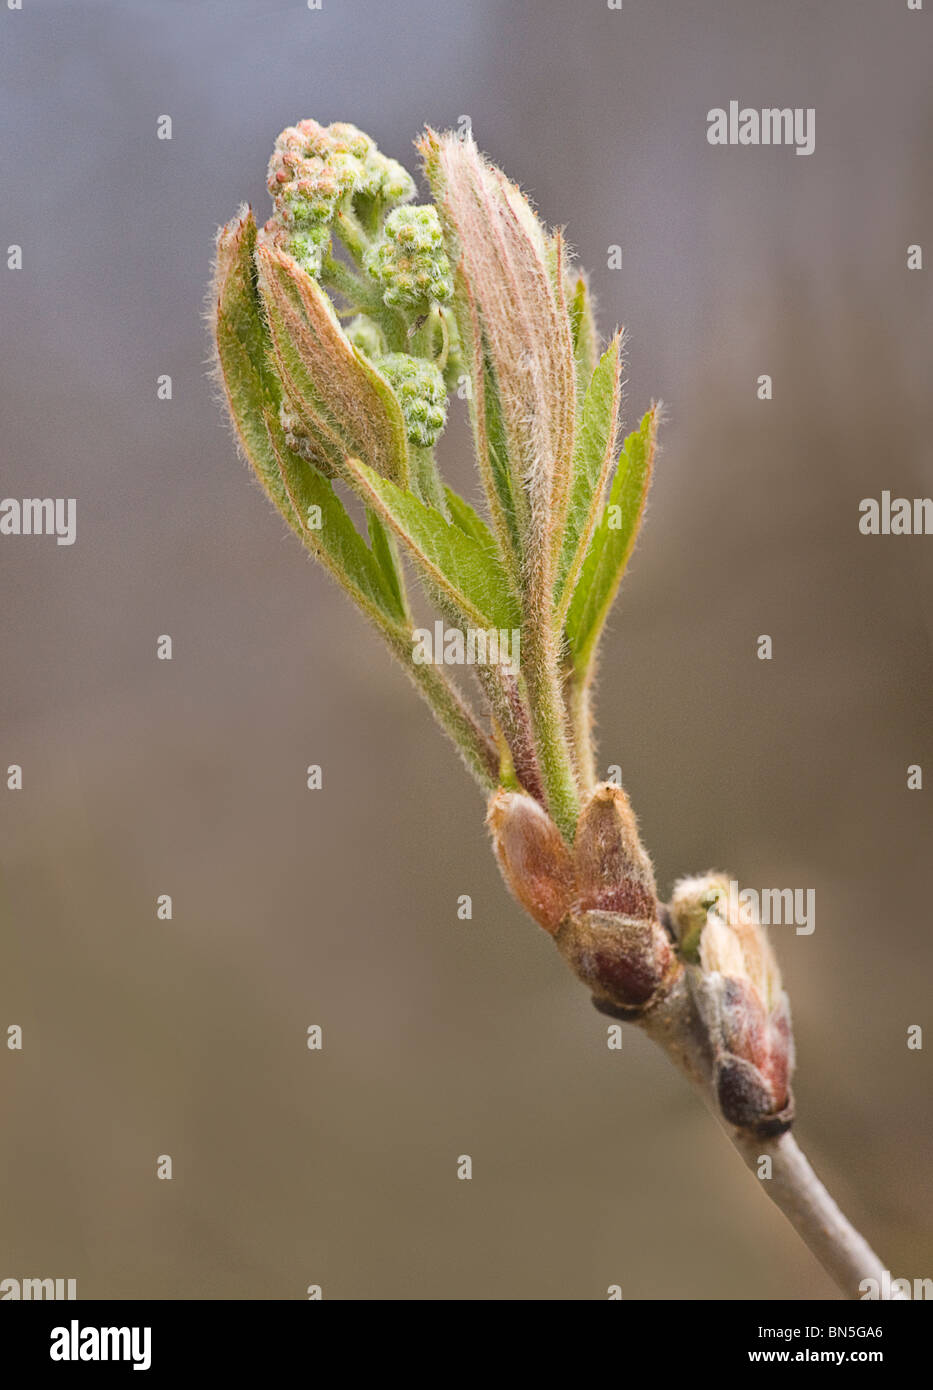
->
[487,791,574,934]
[283,225,331,278]
[670,874,795,1135]
[356,149,416,205]
[267,123,357,249]
[365,205,453,309]
[377,353,448,448]
[266,119,415,277]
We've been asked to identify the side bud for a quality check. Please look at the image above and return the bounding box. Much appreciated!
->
[670,875,795,1136]
[487,791,574,935]
[573,784,656,919]
[554,784,676,1014]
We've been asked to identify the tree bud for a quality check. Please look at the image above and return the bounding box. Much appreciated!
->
[573,783,656,919]
[489,782,676,1014]
[551,784,675,1013]
[486,791,574,934]
[670,875,795,1135]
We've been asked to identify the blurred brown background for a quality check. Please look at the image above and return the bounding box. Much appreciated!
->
[1,0,931,1299]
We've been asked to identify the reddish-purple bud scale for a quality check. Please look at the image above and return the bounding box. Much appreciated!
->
[556,912,674,1011]
[487,791,574,935]
[489,782,676,1015]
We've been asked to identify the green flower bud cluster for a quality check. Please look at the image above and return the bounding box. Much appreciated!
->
[343,317,448,450]
[377,353,448,447]
[365,205,453,309]
[266,120,415,275]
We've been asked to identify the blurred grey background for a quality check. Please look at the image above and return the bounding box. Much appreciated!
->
[1,0,931,1299]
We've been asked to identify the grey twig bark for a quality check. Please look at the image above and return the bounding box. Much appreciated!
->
[731,1131,887,1299]
[633,965,888,1299]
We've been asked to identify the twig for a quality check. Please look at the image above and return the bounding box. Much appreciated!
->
[731,1131,887,1299]
[632,968,888,1299]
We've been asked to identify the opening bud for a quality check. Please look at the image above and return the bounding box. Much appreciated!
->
[573,784,657,919]
[670,875,795,1135]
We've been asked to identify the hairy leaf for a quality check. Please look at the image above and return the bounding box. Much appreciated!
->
[564,407,658,674]
[554,334,624,618]
[569,273,599,398]
[344,456,521,632]
[444,486,501,555]
[212,208,406,627]
[255,241,410,487]
[447,263,522,577]
[420,130,576,590]
[271,433,408,625]
[367,509,409,620]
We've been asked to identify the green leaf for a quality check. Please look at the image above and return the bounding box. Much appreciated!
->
[255,241,410,487]
[421,131,576,563]
[410,444,449,517]
[212,211,279,390]
[367,509,409,620]
[213,211,499,794]
[444,486,501,554]
[271,433,408,625]
[212,209,406,627]
[564,407,658,674]
[212,210,289,506]
[569,273,599,397]
[447,265,522,580]
[554,335,623,618]
[343,456,521,632]
[481,345,523,559]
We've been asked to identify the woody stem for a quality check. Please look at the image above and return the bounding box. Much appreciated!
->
[633,969,888,1300]
[730,1131,888,1300]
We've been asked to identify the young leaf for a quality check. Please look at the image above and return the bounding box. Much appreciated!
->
[569,273,598,395]
[444,486,502,556]
[212,208,291,509]
[211,208,406,627]
[367,509,410,621]
[420,130,576,593]
[564,407,658,675]
[447,264,522,578]
[343,456,521,632]
[480,342,522,559]
[270,429,408,626]
[255,241,410,487]
[409,444,449,517]
[554,334,624,620]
